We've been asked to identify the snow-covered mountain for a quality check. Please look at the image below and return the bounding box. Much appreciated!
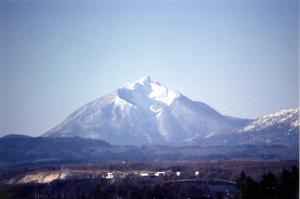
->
[192,107,299,147]
[43,76,250,145]
[235,107,299,146]
[239,107,299,133]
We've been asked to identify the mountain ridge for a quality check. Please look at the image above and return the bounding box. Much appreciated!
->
[0,134,298,167]
[189,107,299,147]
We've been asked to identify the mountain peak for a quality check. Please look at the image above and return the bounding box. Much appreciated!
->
[124,76,152,90]
[122,76,180,106]
[138,76,151,83]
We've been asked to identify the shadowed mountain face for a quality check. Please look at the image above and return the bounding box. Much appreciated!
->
[0,134,111,166]
[43,77,251,145]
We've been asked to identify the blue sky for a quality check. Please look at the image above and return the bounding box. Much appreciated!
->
[0,0,298,136]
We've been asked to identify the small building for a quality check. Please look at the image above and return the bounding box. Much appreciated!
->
[140,172,149,177]
[176,172,181,176]
[155,171,166,177]
[195,171,199,176]
[126,171,138,176]
[105,172,113,179]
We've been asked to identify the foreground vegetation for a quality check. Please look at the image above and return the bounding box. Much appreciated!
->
[236,166,299,199]
[0,177,234,199]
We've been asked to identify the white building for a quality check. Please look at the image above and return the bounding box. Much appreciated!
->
[105,172,113,179]
[155,171,166,176]
[176,172,181,176]
[195,171,199,176]
[140,172,149,177]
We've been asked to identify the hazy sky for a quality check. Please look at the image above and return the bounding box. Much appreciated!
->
[0,0,299,136]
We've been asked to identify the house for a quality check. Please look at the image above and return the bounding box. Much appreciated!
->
[140,172,149,177]
[195,171,199,176]
[155,171,166,177]
[176,172,181,176]
[105,172,113,179]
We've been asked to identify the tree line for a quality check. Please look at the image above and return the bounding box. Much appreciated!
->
[236,166,298,199]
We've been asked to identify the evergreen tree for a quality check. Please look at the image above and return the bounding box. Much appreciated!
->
[236,172,259,199]
[259,172,277,199]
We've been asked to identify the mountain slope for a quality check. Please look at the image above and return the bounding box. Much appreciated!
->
[191,107,299,147]
[239,108,299,133]
[43,76,251,145]
[236,107,299,146]
[0,135,111,165]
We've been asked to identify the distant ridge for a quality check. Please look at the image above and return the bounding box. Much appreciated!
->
[0,134,298,166]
